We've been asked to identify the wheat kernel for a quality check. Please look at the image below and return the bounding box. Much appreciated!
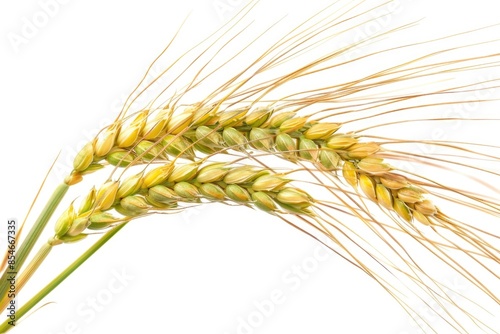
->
[393,199,412,222]
[279,117,308,133]
[192,104,217,127]
[413,210,431,225]
[319,149,341,170]
[54,203,75,238]
[326,135,358,150]
[415,200,437,216]
[148,185,178,203]
[95,181,119,211]
[196,126,223,147]
[249,128,274,151]
[196,163,228,183]
[120,195,151,215]
[380,174,408,190]
[252,174,290,192]
[252,191,277,212]
[342,161,358,187]
[78,187,96,215]
[117,173,143,199]
[73,143,94,172]
[225,184,251,202]
[397,187,423,204]
[173,182,200,199]
[142,164,175,189]
[88,212,122,230]
[168,163,199,183]
[135,140,164,161]
[224,166,266,184]
[161,135,195,160]
[116,111,148,147]
[245,106,273,127]
[166,110,194,135]
[299,137,319,161]
[276,133,297,155]
[106,148,137,167]
[376,184,393,209]
[357,157,391,174]
[304,123,341,140]
[199,183,226,200]
[223,127,247,149]
[346,142,380,159]
[269,111,296,127]
[359,174,377,201]
[66,217,90,237]
[276,188,311,208]
[94,124,119,157]
[218,107,248,127]
[142,109,169,140]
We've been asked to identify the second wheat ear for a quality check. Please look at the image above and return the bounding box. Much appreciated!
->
[2,1,500,333]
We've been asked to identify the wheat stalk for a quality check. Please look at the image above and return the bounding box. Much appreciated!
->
[1,1,500,333]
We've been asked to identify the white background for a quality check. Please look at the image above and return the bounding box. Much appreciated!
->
[0,1,499,333]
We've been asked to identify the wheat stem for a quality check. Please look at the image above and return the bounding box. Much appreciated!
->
[0,243,53,312]
[0,223,127,332]
[0,183,69,304]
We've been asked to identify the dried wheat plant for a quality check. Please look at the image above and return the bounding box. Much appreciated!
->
[1,0,500,333]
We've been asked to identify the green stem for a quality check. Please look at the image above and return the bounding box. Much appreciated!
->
[0,223,127,333]
[0,244,53,312]
[0,183,69,303]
